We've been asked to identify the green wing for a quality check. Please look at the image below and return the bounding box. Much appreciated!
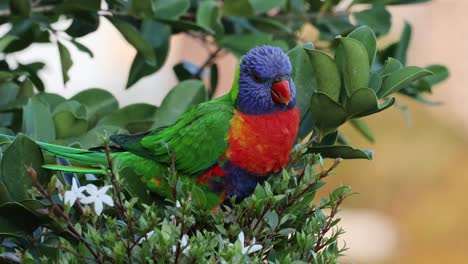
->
[111,94,234,175]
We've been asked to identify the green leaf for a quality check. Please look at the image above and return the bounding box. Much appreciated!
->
[424,64,449,85]
[98,103,157,133]
[35,93,66,112]
[368,72,382,93]
[308,145,373,160]
[52,101,88,139]
[0,134,48,201]
[0,202,40,236]
[70,39,94,58]
[310,92,347,138]
[288,46,314,124]
[66,12,100,38]
[130,0,153,18]
[9,0,31,16]
[249,0,286,14]
[381,57,403,77]
[152,80,207,128]
[78,125,125,149]
[350,119,374,143]
[352,97,395,118]
[223,0,255,16]
[126,20,171,88]
[57,0,101,11]
[57,41,73,85]
[348,26,377,66]
[222,33,288,57]
[71,88,119,127]
[196,1,224,41]
[152,0,190,19]
[154,18,214,34]
[345,88,379,117]
[306,50,341,102]
[354,5,391,35]
[106,16,156,65]
[173,61,197,81]
[378,66,433,98]
[16,62,46,91]
[335,37,370,97]
[22,97,55,142]
[0,35,18,52]
[394,22,412,65]
[0,82,19,106]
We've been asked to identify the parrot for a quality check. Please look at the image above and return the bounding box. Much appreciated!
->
[2,46,300,208]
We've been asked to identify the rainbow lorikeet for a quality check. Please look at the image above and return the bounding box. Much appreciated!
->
[6,46,300,208]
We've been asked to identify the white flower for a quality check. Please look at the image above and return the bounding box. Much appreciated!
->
[172,234,190,254]
[64,178,86,207]
[238,231,262,254]
[80,184,114,215]
[138,230,155,244]
[176,200,181,208]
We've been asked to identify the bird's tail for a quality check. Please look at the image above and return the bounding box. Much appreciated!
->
[0,134,114,174]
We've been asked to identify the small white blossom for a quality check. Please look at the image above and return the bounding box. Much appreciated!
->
[80,184,114,215]
[138,230,155,244]
[176,200,181,208]
[172,234,190,254]
[238,231,262,255]
[63,178,86,207]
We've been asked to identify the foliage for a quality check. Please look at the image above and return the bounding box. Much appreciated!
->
[0,0,448,262]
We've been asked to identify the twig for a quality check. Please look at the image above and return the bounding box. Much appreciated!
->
[312,194,345,254]
[278,159,341,215]
[194,47,223,79]
[103,143,138,257]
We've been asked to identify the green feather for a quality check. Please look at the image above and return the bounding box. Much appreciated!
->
[42,164,107,174]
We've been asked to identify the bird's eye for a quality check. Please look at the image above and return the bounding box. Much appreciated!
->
[252,73,264,83]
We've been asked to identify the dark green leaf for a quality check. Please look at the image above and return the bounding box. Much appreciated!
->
[308,145,373,160]
[70,39,94,57]
[35,93,66,112]
[307,50,341,102]
[22,97,55,142]
[126,20,171,88]
[16,62,46,91]
[57,0,101,11]
[173,62,197,81]
[378,66,433,98]
[0,202,40,236]
[66,12,100,38]
[222,33,288,57]
[57,41,73,85]
[354,5,391,35]
[152,0,190,19]
[152,80,207,128]
[250,0,286,13]
[350,119,374,143]
[0,134,48,201]
[394,22,411,65]
[310,92,347,139]
[288,46,314,123]
[106,16,156,65]
[71,88,119,127]
[130,0,153,18]
[345,88,379,117]
[348,26,377,66]
[352,97,395,118]
[154,18,214,34]
[78,125,125,149]
[335,37,370,97]
[9,0,31,17]
[196,1,224,41]
[223,0,255,16]
[98,103,157,133]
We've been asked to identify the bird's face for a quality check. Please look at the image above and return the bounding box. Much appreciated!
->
[237,46,296,115]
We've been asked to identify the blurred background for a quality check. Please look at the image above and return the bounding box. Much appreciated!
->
[2,0,466,263]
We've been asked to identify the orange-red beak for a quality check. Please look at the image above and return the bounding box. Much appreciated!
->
[271,79,291,105]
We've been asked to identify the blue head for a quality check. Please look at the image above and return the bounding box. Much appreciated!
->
[236,46,296,115]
